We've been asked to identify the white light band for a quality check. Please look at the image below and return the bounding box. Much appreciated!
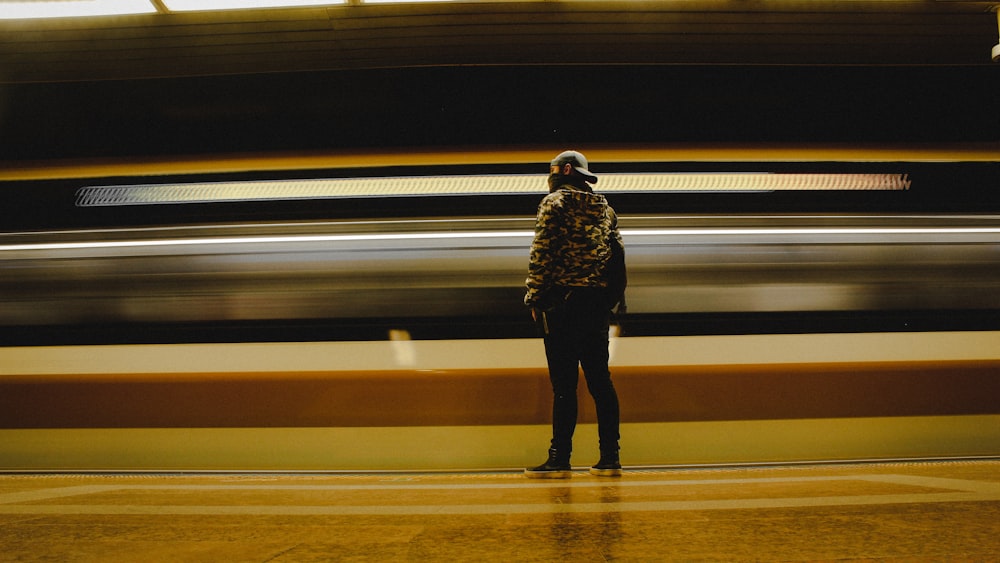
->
[4,226,1000,253]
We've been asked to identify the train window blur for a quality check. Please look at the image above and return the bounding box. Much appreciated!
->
[2,212,999,346]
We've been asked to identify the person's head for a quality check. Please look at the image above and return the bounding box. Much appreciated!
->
[549,150,598,192]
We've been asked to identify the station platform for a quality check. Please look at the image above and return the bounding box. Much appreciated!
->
[1,459,998,562]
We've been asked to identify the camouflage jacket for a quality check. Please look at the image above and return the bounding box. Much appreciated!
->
[524,184,623,308]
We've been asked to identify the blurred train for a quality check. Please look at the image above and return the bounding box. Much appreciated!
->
[1,152,999,471]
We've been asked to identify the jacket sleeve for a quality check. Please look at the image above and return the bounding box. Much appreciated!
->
[524,196,559,307]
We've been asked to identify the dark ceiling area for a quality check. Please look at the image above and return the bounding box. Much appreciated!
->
[1,64,998,163]
[3,1,999,81]
[1,2,999,166]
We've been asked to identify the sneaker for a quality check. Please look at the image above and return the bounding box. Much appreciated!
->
[524,450,572,479]
[589,456,622,477]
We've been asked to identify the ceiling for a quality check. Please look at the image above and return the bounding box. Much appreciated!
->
[1,1,999,177]
[2,1,999,83]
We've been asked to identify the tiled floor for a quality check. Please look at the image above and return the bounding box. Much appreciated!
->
[1,460,998,562]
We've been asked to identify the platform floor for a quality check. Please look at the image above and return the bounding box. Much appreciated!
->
[1,460,998,562]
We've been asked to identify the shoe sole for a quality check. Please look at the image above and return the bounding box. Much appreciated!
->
[524,470,572,479]
[589,468,623,477]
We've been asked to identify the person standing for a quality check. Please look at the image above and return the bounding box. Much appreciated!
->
[524,150,625,478]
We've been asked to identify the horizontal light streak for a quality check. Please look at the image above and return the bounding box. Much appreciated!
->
[3,227,999,252]
[75,173,911,207]
[161,0,344,10]
[77,173,910,207]
[0,232,531,252]
[362,0,454,3]
[0,0,157,19]
[624,227,1000,237]
[0,0,486,19]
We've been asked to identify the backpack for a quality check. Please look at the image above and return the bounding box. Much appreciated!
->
[605,233,627,315]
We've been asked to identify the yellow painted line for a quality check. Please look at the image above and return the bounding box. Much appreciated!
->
[0,475,921,500]
[3,474,999,496]
[1,488,998,516]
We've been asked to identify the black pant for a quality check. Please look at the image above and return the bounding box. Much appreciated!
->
[542,287,620,456]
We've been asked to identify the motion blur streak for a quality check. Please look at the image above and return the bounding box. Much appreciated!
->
[3,225,999,253]
[0,231,531,253]
[2,215,998,327]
